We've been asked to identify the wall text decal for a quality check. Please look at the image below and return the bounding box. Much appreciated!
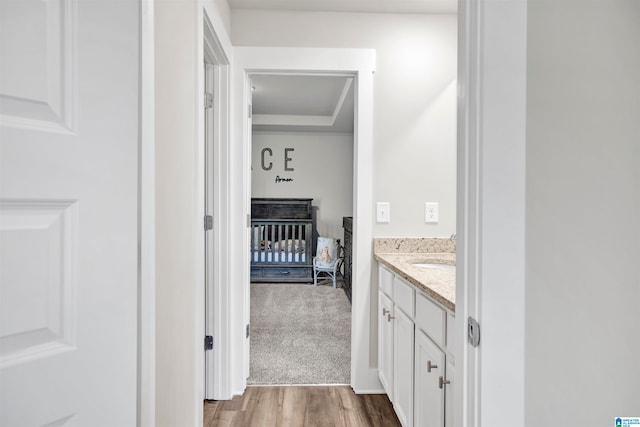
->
[261,147,295,171]
[275,176,293,183]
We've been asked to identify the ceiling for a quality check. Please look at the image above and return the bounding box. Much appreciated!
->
[238,0,457,133]
[251,74,355,134]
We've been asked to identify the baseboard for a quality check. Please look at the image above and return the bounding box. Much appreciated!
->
[352,388,386,394]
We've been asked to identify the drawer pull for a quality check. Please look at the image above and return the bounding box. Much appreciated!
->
[387,314,395,322]
[281,271,290,275]
[427,361,438,373]
[382,308,390,316]
[439,376,451,389]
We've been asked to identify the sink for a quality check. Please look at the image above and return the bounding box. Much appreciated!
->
[412,263,455,270]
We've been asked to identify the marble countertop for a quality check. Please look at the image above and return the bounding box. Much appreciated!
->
[374,239,456,311]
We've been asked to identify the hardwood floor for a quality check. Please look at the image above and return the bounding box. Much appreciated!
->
[204,386,401,427]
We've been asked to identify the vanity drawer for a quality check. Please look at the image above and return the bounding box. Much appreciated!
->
[415,292,445,348]
[379,265,394,297]
[393,276,415,318]
[446,312,456,361]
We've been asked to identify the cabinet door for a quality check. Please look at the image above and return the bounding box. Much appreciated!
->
[414,329,445,427]
[445,359,455,426]
[378,291,394,399]
[394,308,415,427]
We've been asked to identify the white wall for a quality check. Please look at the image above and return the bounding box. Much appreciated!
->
[525,1,640,425]
[251,132,353,239]
[232,11,457,237]
[155,0,231,425]
[155,2,199,424]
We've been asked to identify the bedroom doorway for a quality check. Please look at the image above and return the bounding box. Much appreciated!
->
[247,73,355,385]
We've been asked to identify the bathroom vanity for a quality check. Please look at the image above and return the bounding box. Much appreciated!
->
[374,238,456,427]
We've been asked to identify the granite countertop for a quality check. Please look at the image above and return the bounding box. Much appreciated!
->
[374,238,456,311]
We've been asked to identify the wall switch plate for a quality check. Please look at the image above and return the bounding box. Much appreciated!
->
[425,202,439,223]
[376,202,391,223]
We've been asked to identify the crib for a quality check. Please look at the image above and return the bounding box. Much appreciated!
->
[250,198,316,283]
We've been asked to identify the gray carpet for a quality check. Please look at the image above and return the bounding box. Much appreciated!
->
[248,282,351,385]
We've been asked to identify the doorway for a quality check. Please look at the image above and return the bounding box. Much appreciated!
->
[224,47,377,393]
[247,73,355,385]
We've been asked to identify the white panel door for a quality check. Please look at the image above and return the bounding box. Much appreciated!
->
[0,0,139,426]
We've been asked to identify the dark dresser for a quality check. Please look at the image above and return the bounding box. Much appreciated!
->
[342,216,353,303]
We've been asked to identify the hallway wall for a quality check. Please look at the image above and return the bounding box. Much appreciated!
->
[155,0,232,425]
[232,11,457,237]
[525,1,640,424]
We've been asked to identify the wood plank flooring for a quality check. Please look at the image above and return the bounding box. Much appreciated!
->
[204,386,401,427]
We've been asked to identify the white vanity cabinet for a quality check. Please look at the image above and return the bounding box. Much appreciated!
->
[414,329,445,426]
[378,290,395,400]
[378,264,455,427]
[394,303,415,427]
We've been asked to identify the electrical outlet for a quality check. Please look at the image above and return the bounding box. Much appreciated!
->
[425,202,439,223]
[376,202,391,223]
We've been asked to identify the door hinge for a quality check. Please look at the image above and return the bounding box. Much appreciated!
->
[468,316,480,347]
[205,335,214,351]
[204,215,213,230]
[246,324,250,339]
[205,92,214,109]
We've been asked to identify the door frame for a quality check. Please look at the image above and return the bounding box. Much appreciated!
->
[203,12,232,400]
[139,0,155,425]
[456,0,527,425]
[228,47,378,394]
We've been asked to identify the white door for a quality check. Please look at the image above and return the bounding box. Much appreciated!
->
[0,0,139,425]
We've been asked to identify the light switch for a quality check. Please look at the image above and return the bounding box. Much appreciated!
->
[376,202,390,223]
[425,202,439,223]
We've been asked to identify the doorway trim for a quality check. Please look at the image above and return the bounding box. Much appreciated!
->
[139,0,155,425]
[201,10,232,402]
[228,47,378,394]
[456,0,527,425]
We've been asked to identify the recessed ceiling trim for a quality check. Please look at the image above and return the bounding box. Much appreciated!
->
[252,114,334,127]
[331,78,353,123]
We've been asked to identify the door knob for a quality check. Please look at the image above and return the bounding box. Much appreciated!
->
[439,376,451,389]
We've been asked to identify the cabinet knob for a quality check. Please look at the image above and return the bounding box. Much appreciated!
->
[382,308,390,316]
[387,314,395,322]
[439,376,451,389]
[427,360,438,373]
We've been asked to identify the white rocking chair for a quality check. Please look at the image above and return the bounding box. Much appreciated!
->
[313,237,344,289]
